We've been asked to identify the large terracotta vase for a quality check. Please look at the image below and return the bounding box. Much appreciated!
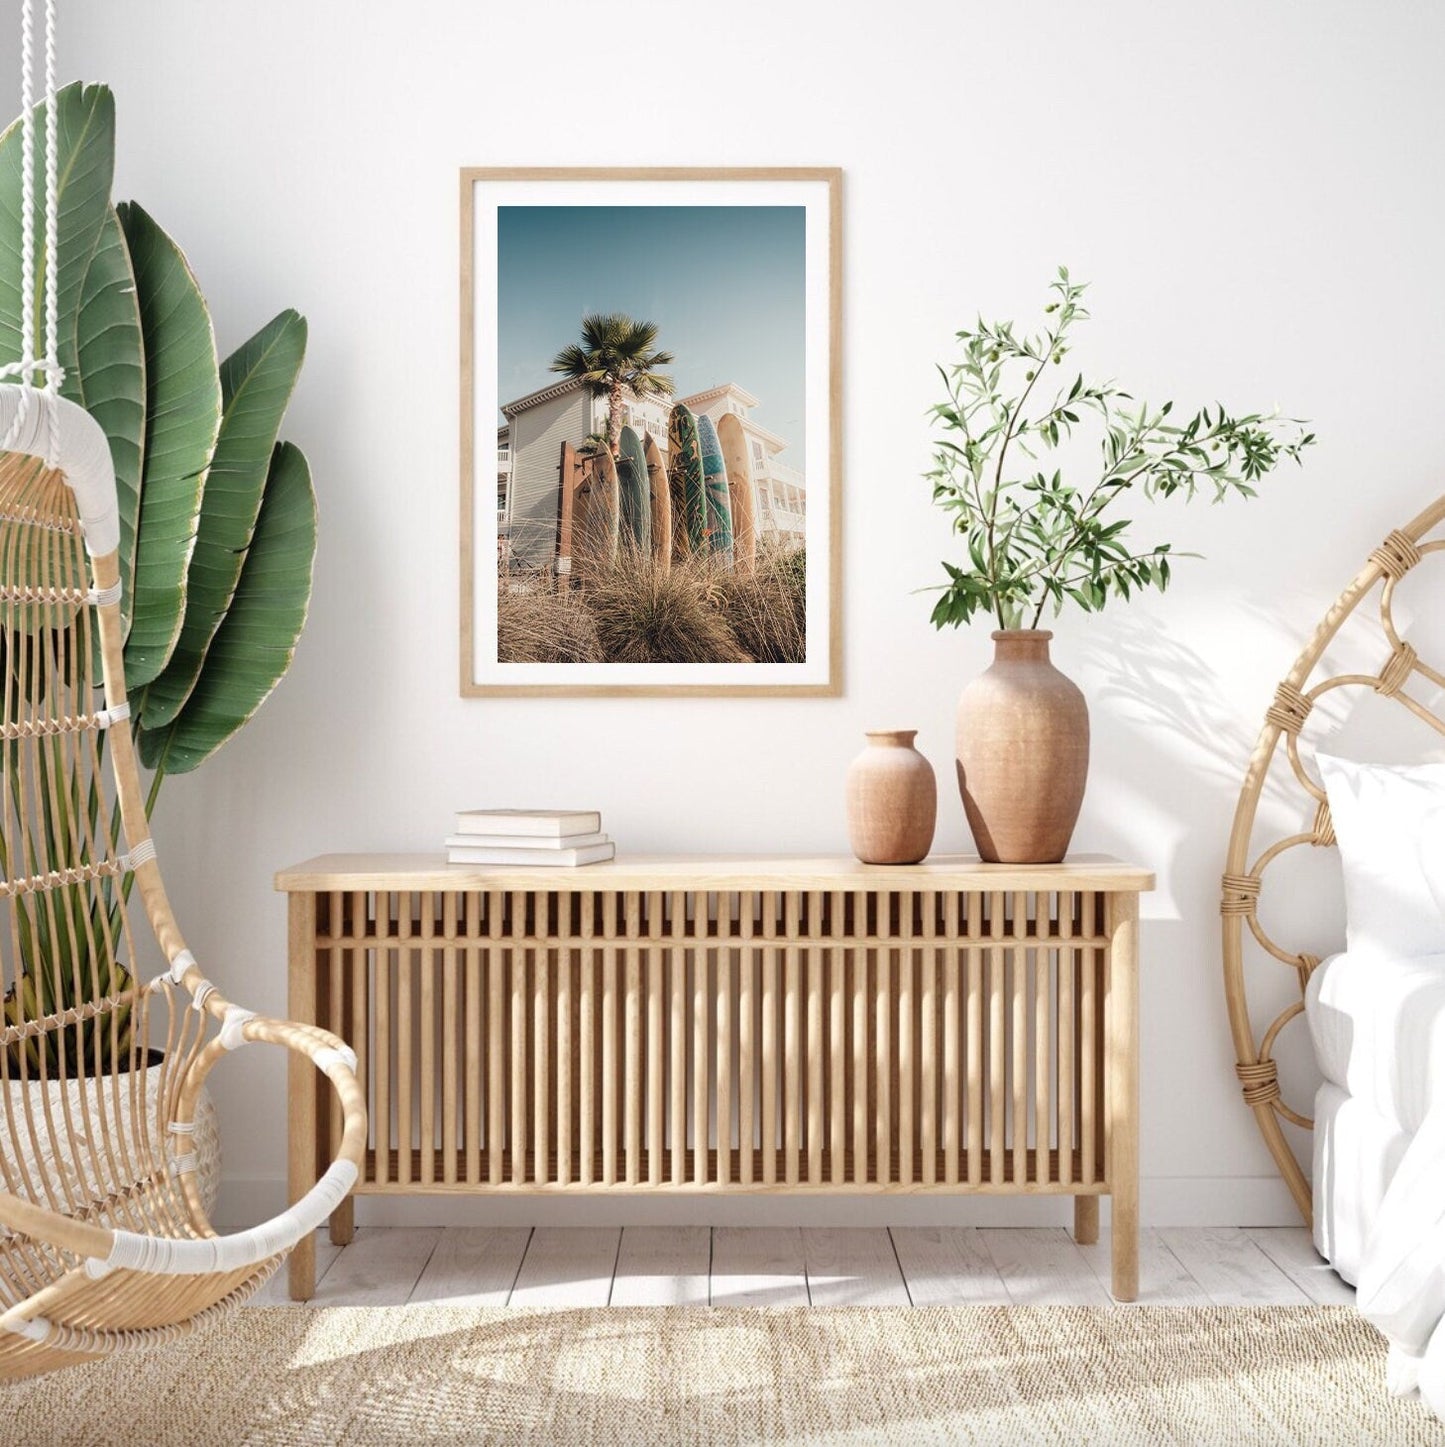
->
[955,631,1088,864]
[846,730,937,864]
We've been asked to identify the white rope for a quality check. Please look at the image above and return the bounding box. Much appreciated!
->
[16,0,34,385]
[3,1314,50,1343]
[219,1006,257,1051]
[85,1159,360,1278]
[4,0,64,464]
[42,0,58,400]
[0,0,36,452]
[313,1045,359,1077]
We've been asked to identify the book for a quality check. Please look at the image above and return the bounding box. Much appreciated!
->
[444,830,609,851]
[446,841,616,868]
[454,809,601,838]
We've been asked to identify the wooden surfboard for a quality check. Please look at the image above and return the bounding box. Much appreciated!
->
[715,413,758,571]
[584,446,620,566]
[617,426,652,556]
[695,413,734,566]
[666,404,707,558]
[643,431,671,569]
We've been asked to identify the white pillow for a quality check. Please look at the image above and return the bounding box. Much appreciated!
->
[1316,753,1445,959]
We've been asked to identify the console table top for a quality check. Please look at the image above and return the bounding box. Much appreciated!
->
[275,853,1153,893]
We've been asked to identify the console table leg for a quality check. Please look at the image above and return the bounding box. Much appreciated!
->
[1073,1195,1099,1245]
[329,1194,355,1246]
[288,1231,315,1301]
[1107,893,1140,1302]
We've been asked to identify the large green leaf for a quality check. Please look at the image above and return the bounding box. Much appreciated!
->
[139,441,316,774]
[142,309,306,728]
[75,205,145,627]
[0,83,113,387]
[119,201,220,687]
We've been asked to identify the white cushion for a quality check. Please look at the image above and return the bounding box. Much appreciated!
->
[1307,950,1445,1134]
[1316,753,1445,960]
[0,385,120,556]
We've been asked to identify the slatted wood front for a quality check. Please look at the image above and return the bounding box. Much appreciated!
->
[307,884,1117,1195]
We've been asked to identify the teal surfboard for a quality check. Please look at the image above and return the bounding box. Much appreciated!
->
[617,426,652,555]
[667,404,707,556]
[695,413,734,566]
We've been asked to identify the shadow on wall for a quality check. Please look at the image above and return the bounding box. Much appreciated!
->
[1075,609,1332,1182]
[1074,611,1277,924]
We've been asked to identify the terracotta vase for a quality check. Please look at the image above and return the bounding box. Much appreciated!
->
[955,631,1089,864]
[846,730,937,865]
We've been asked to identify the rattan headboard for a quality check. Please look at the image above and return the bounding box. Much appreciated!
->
[1221,495,1445,1225]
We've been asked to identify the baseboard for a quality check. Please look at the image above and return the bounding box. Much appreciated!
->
[213,1174,1305,1233]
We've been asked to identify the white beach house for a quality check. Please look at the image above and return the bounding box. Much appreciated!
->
[497,378,805,571]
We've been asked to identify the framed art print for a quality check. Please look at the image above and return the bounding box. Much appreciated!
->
[460,168,841,696]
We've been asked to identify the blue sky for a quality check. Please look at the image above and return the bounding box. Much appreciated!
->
[497,205,806,465]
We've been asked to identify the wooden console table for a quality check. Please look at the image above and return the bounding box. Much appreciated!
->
[277,854,1151,1300]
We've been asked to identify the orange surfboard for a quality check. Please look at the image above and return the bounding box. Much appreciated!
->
[716,413,758,569]
[643,432,672,569]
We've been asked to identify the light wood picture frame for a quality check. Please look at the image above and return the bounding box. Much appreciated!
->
[460,167,842,697]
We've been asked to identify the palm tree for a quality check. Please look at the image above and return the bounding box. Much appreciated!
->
[550,313,675,454]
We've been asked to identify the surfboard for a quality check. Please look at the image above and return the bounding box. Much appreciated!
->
[666,404,707,558]
[715,413,759,571]
[585,446,620,566]
[643,432,671,569]
[617,426,652,556]
[695,413,734,566]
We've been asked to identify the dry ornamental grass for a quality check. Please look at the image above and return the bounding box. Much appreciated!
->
[497,545,805,666]
[496,588,603,663]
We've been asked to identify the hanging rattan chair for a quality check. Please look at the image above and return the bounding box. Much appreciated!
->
[0,386,365,1380]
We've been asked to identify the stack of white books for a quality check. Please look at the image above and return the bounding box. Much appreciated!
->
[444,809,616,866]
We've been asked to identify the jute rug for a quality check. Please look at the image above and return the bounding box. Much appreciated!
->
[1,1305,1441,1446]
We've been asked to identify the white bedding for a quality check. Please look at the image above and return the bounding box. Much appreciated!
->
[1308,950,1445,1418]
[1357,1099,1445,1416]
[1312,1081,1409,1283]
[1306,950,1445,1133]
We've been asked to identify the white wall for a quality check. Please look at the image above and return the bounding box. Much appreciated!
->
[13,0,1445,1227]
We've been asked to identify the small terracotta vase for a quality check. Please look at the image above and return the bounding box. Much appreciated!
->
[846,730,937,865]
[955,631,1089,864]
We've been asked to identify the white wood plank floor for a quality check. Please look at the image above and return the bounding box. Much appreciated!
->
[253,1226,1356,1310]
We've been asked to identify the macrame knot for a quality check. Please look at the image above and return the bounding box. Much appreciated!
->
[1312,800,1336,848]
[1370,529,1423,579]
[1220,874,1261,917]
[1265,682,1312,735]
[1295,953,1321,992]
[1376,642,1418,698]
[1236,1058,1280,1107]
